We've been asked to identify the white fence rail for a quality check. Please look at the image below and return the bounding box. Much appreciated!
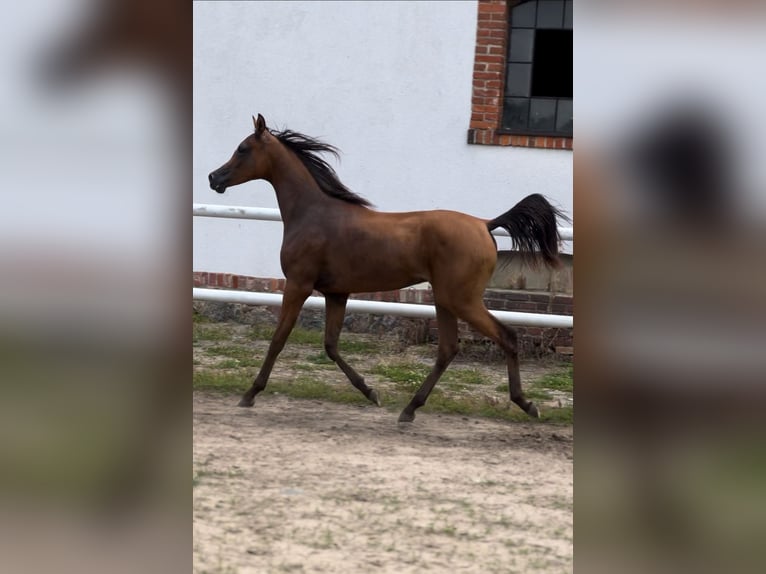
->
[193,203,573,329]
[193,288,573,329]
[192,204,574,241]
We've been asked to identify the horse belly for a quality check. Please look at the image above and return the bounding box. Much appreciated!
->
[317,251,427,294]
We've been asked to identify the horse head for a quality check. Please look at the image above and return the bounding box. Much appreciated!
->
[208,114,275,194]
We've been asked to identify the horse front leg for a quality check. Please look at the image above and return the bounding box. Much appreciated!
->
[323,293,381,406]
[238,282,311,407]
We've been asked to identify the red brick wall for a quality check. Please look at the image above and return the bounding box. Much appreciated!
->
[468,0,573,150]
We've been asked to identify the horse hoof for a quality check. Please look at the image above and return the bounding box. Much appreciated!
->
[368,389,382,407]
[398,410,415,423]
[238,396,255,407]
[526,403,540,418]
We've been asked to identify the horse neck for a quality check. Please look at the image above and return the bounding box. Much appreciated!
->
[266,146,330,227]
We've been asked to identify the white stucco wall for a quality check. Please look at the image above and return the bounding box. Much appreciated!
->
[193,0,573,278]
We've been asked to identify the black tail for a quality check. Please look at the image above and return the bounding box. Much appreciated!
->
[487,194,568,268]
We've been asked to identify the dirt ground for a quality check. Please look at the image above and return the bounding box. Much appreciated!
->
[193,392,572,574]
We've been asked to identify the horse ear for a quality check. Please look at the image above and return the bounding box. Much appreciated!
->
[254,114,266,136]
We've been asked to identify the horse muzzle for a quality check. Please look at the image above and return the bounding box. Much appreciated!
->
[208,170,229,194]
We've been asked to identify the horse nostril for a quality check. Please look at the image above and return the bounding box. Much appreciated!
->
[208,172,215,183]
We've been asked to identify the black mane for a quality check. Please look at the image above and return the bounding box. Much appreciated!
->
[273,129,373,207]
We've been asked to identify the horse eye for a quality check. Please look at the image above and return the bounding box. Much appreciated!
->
[237,145,247,154]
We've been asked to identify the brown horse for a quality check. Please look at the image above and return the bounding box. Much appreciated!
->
[209,114,566,422]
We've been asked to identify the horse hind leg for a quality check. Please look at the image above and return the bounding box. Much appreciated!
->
[324,293,380,406]
[398,305,459,423]
[454,301,539,418]
[239,282,311,407]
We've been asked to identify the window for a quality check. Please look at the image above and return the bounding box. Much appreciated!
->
[502,0,572,136]
[468,0,572,148]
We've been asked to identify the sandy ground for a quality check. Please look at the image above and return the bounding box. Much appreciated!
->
[193,392,572,574]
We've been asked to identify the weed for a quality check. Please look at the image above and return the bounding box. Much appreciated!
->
[288,328,324,345]
[214,359,242,369]
[248,325,275,341]
[525,388,554,401]
[203,345,262,367]
[306,352,334,365]
[443,368,487,385]
[534,366,573,393]
[204,345,254,359]
[193,324,231,343]
[317,529,335,549]
[265,377,370,406]
[441,524,458,537]
[193,310,211,324]
[249,326,324,345]
[338,339,382,354]
[193,371,245,394]
[371,362,431,387]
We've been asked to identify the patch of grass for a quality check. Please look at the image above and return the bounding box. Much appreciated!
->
[419,389,573,424]
[440,524,458,537]
[192,321,572,424]
[288,328,324,346]
[204,345,252,359]
[193,324,230,343]
[250,326,382,353]
[525,388,554,401]
[249,326,320,345]
[193,310,211,323]
[540,405,573,424]
[421,389,521,420]
[443,382,468,392]
[265,377,370,406]
[214,359,242,369]
[443,368,487,385]
[315,529,335,549]
[338,339,383,354]
[204,345,263,368]
[193,370,245,394]
[534,366,573,393]
[371,362,431,388]
[248,325,275,341]
[292,363,318,372]
[306,351,334,365]
[188,365,573,424]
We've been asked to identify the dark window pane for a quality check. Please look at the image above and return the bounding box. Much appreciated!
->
[509,29,535,62]
[506,63,532,97]
[531,30,572,98]
[556,99,573,134]
[564,0,573,29]
[511,1,537,28]
[537,0,564,29]
[502,97,530,131]
[529,98,556,132]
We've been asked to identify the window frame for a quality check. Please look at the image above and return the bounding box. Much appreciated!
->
[498,0,573,138]
[467,0,573,150]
